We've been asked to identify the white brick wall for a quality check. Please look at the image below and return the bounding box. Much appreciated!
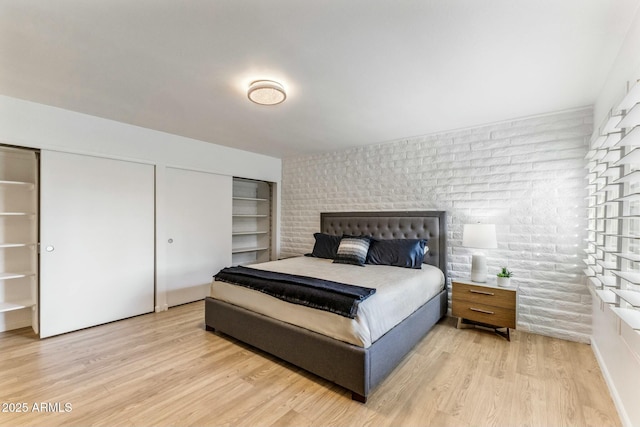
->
[281,108,593,343]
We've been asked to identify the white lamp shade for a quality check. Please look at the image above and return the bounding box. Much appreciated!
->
[462,224,497,249]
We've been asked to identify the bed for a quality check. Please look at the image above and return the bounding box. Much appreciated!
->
[205,211,448,402]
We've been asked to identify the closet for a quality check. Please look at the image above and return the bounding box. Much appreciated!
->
[1,147,277,337]
[0,146,38,333]
[232,178,274,265]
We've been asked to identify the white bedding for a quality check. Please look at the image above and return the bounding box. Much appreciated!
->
[210,256,445,348]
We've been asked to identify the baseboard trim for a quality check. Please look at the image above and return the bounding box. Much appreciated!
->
[591,337,632,427]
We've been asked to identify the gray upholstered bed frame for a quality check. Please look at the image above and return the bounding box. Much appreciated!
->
[205,211,448,402]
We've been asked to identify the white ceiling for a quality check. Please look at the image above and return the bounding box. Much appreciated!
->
[1,1,639,158]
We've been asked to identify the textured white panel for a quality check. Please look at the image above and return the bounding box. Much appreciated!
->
[281,108,592,343]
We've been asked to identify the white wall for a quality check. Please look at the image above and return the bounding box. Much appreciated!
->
[0,95,282,314]
[590,7,640,427]
[282,107,592,343]
[0,95,281,182]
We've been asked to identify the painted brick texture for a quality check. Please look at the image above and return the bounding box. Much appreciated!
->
[281,108,593,343]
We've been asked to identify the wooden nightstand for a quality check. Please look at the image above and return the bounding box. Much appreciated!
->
[451,279,517,341]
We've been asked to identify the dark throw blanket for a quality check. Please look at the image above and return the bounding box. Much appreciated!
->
[214,266,376,318]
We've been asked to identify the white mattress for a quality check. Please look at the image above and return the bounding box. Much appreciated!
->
[210,256,445,348]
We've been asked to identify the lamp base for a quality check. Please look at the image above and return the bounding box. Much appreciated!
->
[470,253,488,283]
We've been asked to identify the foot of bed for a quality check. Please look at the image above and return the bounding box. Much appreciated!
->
[205,324,215,332]
[351,392,367,403]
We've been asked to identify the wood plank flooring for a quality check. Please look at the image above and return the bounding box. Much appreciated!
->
[0,301,620,426]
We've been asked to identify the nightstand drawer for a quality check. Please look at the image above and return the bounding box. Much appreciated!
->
[452,282,515,309]
[452,301,516,329]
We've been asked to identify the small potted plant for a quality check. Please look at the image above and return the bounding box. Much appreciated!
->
[497,267,513,287]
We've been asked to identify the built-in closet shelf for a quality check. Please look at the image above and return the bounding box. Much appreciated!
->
[612,289,640,307]
[0,243,36,248]
[233,197,268,202]
[610,307,640,330]
[232,246,269,254]
[232,177,273,265]
[0,180,35,189]
[232,231,269,236]
[0,212,35,217]
[0,146,38,334]
[0,300,35,313]
[0,272,34,280]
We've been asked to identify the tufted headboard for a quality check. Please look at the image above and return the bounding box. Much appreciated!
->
[320,211,447,277]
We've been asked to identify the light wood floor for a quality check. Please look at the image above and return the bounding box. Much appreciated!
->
[0,301,620,427]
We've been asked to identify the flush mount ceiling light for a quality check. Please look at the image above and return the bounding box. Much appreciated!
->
[247,80,286,105]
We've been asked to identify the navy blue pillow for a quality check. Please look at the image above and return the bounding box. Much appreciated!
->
[366,238,427,269]
[307,233,342,259]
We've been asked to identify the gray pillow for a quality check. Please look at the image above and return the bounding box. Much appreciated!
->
[333,236,371,266]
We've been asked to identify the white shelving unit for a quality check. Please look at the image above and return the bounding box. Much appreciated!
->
[232,178,273,266]
[0,146,39,334]
[586,78,640,333]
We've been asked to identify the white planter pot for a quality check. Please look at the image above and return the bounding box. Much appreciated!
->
[497,276,511,287]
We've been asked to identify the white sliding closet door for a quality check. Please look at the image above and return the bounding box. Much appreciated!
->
[40,151,155,338]
[165,167,232,307]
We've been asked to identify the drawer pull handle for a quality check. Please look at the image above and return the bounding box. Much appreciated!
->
[469,307,494,315]
[469,289,494,296]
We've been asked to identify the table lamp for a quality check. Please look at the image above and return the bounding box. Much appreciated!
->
[462,224,498,283]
